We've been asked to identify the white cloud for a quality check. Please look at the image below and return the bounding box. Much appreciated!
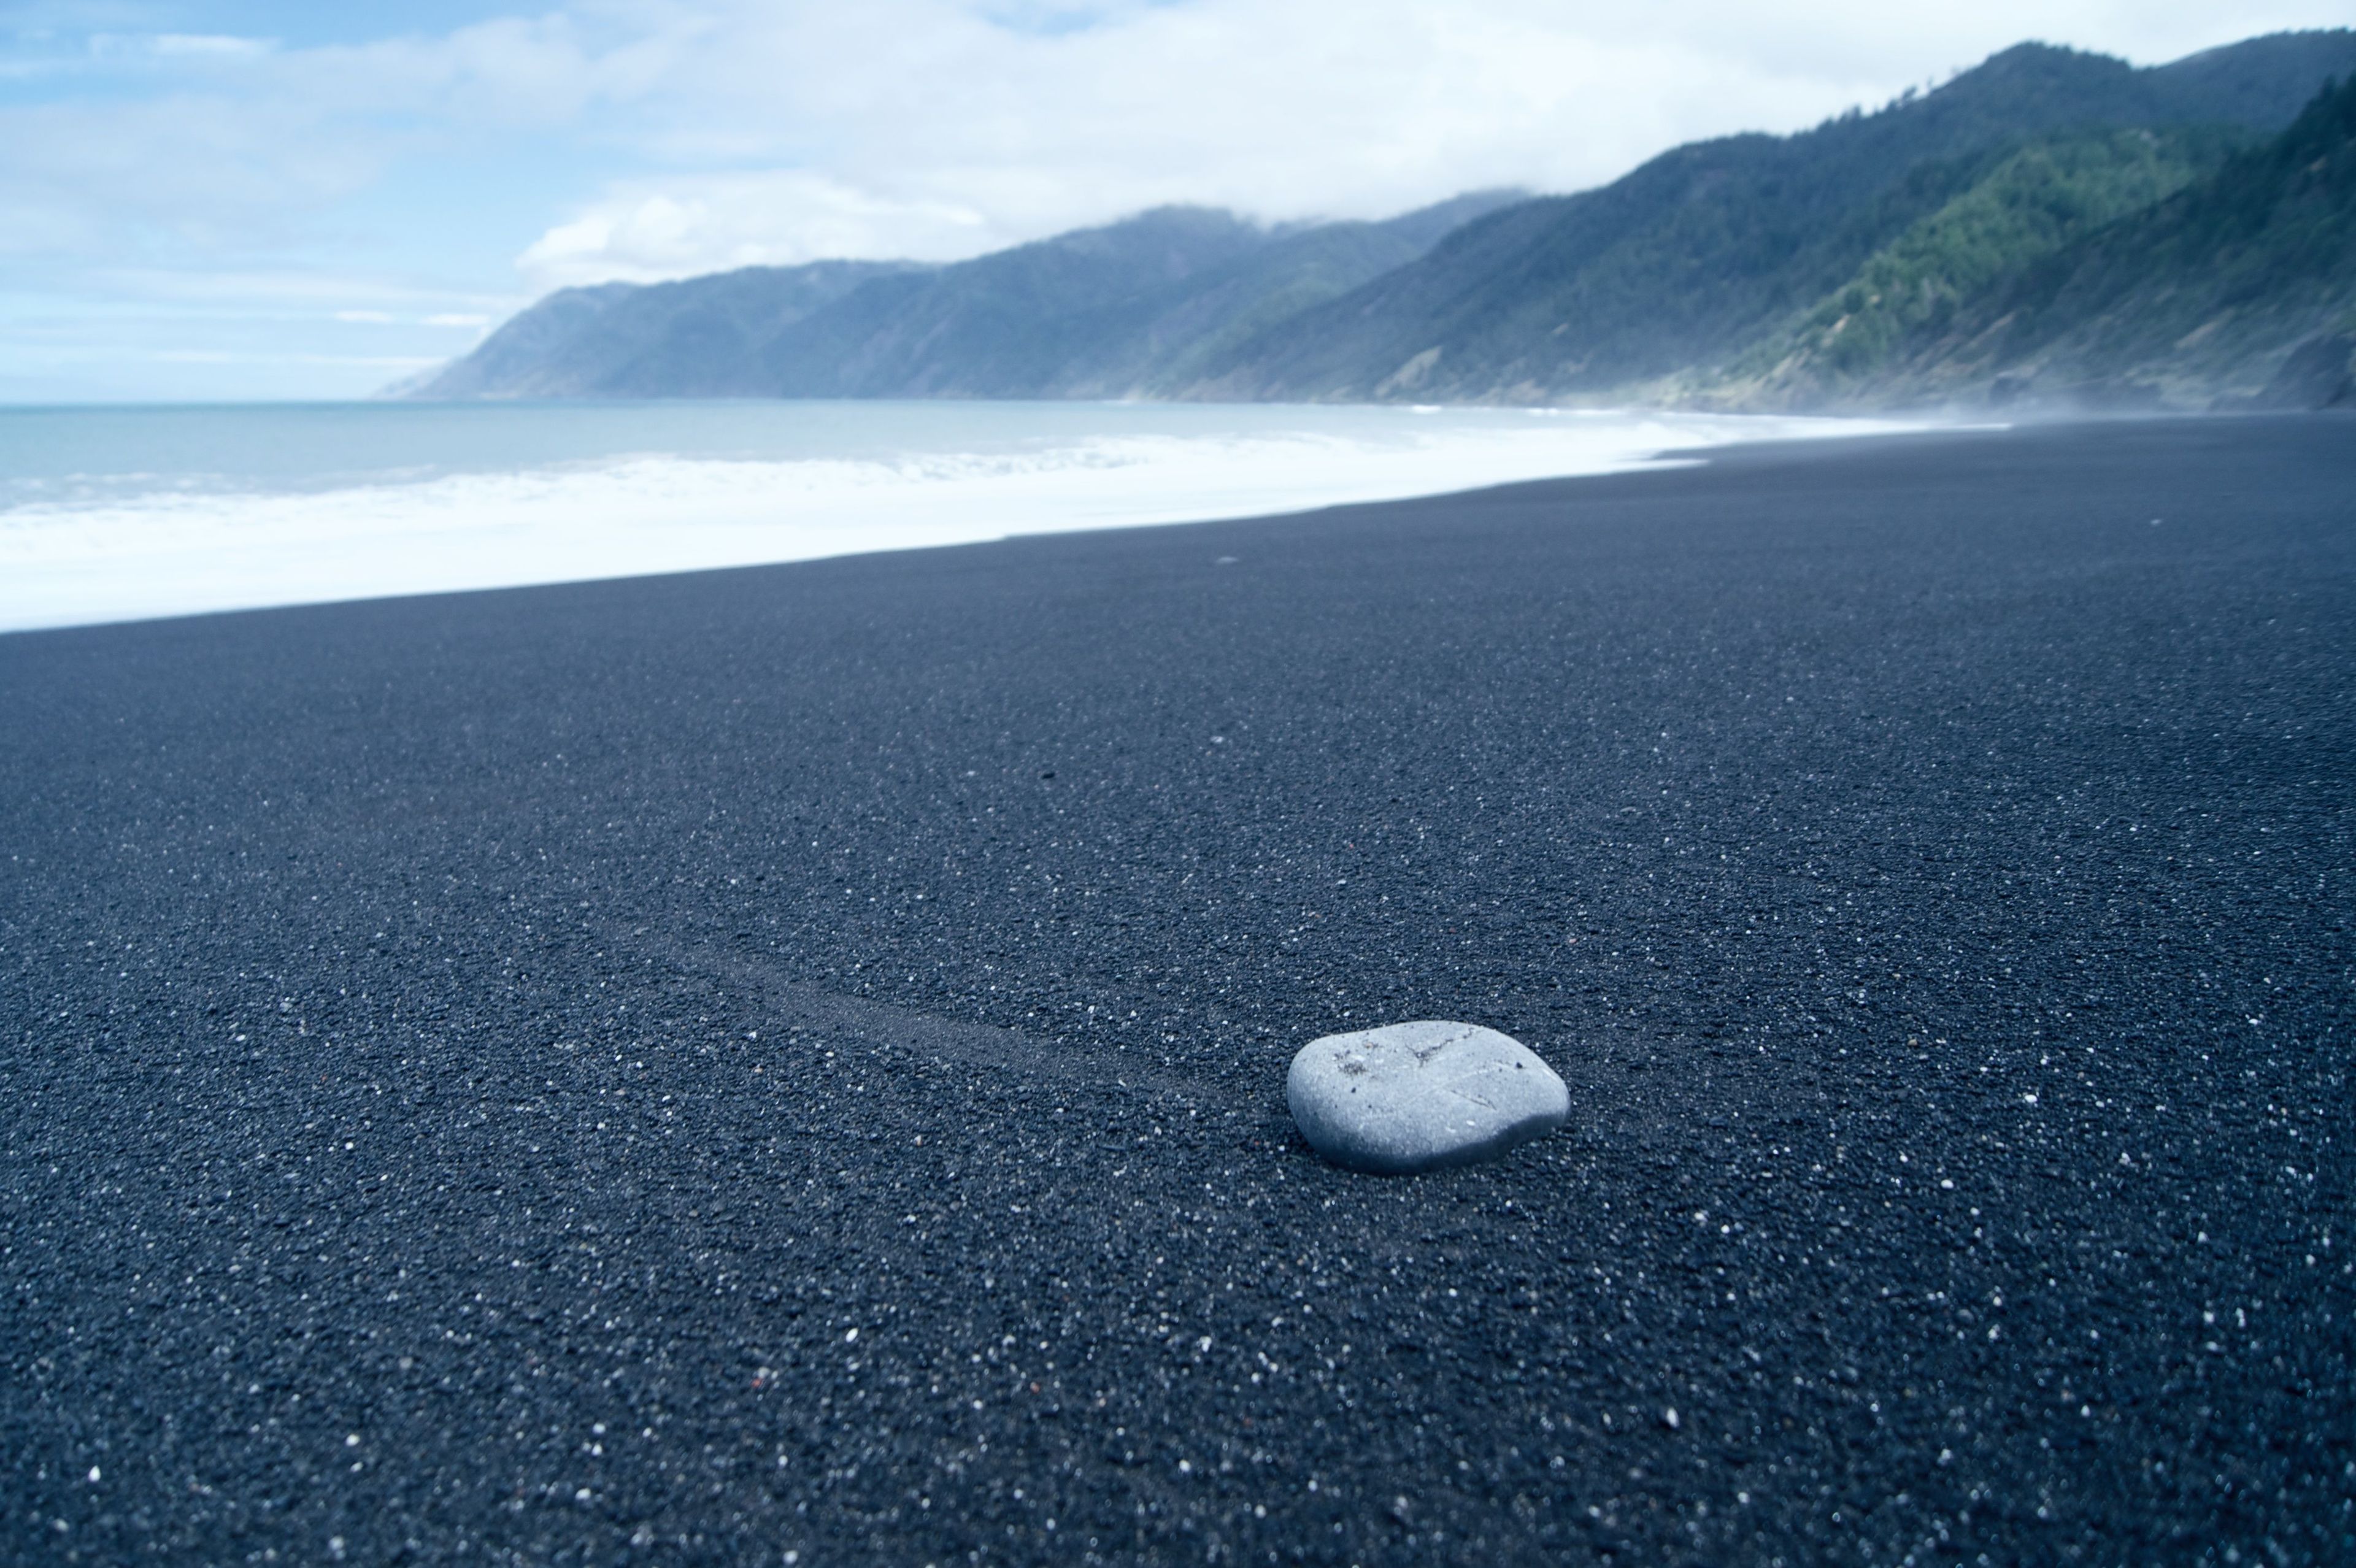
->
[517,171,993,288]
[80,266,520,313]
[130,33,277,59]
[0,11,636,258]
[3,0,2350,397]
[152,348,442,367]
[17,0,2350,286]
[506,0,1885,286]
[509,0,2356,285]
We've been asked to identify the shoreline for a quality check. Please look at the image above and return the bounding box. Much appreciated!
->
[0,401,1914,636]
[3,413,2348,1563]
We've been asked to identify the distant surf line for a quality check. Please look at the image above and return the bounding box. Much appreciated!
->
[0,401,1917,632]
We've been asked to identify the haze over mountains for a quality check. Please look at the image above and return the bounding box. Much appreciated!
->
[411,30,2356,413]
[415,191,1528,402]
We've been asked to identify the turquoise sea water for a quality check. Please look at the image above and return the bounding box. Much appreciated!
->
[0,399,1908,632]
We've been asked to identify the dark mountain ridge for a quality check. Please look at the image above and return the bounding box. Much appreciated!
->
[412,193,1527,401]
[1941,70,2356,408]
[407,29,2356,413]
[1698,72,2356,411]
[1188,34,2356,403]
[417,259,926,400]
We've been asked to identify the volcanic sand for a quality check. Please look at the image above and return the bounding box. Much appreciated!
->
[3,415,2350,1563]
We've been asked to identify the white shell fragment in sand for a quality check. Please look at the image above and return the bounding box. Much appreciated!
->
[1286,1020,1569,1175]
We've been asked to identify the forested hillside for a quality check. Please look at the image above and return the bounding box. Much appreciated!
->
[410,193,1524,401]
[407,30,2356,413]
[1693,126,2246,407]
[1872,70,2356,409]
[1187,36,2356,404]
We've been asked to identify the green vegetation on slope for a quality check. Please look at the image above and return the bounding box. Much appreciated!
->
[1709,126,2245,405]
[1188,34,2356,404]
[1949,69,2356,403]
[409,33,2356,412]
[1727,69,2356,410]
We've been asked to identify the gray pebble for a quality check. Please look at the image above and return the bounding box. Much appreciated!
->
[1286,1020,1569,1175]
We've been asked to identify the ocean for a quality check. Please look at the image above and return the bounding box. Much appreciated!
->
[0,399,1908,633]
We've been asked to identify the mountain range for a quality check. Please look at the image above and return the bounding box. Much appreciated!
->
[409,29,2356,413]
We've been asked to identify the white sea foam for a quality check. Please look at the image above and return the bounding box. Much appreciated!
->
[0,404,1911,632]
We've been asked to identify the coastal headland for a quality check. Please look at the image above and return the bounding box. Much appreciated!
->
[2,415,2349,1562]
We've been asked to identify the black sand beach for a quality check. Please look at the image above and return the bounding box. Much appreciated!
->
[3,415,2350,1565]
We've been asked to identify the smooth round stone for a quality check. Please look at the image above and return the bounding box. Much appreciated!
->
[1286,1020,1569,1175]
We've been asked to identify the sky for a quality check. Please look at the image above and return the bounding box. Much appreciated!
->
[4,1,2350,402]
